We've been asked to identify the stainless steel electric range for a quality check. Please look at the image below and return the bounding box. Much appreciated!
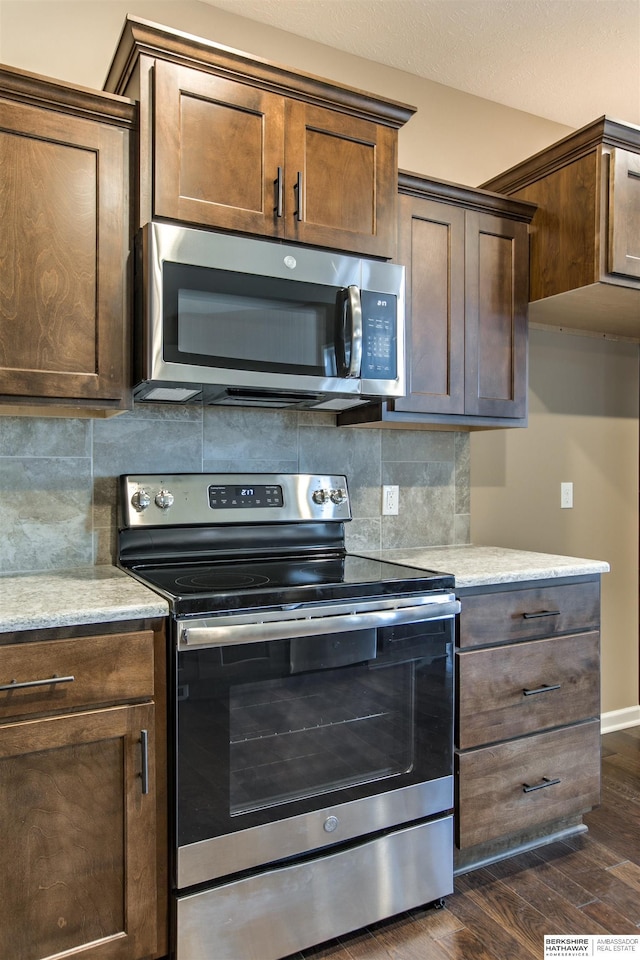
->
[118,472,458,960]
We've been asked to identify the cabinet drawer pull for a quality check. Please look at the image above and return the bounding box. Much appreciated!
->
[140,729,150,795]
[274,166,283,218]
[522,609,561,619]
[523,683,562,697]
[294,171,303,221]
[0,674,75,692]
[522,776,561,793]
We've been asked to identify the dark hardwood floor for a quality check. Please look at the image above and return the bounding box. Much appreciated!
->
[299,727,640,960]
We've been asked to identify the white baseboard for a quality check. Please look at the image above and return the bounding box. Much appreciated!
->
[601,706,640,734]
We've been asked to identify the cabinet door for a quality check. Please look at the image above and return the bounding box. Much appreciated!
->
[285,101,397,257]
[0,704,157,960]
[153,60,285,236]
[608,148,640,279]
[464,212,528,418]
[392,196,465,414]
[0,98,129,404]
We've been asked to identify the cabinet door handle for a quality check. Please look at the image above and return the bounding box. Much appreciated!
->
[140,729,150,795]
[522,609,561,619]
[522,776,561,793]
[274,166,283,218]
[0,674,75,692]
[294,171,303,221]
[523,683,562,696]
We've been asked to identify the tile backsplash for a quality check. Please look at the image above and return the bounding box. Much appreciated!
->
[0,403,470,574]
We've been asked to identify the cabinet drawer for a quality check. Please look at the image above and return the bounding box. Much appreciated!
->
[457,631,600,749]
[0,631,154,720]
[456,720,601,849]
[458,579,600,649]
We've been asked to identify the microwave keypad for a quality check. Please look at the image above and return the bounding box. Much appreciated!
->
[361,292,397,380]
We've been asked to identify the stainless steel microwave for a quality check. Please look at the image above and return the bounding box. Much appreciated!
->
[134,222,406,410]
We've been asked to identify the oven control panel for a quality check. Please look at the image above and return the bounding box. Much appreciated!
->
[120,473,352,527]
[208,484,283,509]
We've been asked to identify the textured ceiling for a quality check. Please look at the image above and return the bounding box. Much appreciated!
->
[201,0,640,128]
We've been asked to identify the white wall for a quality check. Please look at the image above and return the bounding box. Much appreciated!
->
[471,329,639,715]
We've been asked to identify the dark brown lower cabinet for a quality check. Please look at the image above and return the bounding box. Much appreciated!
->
[0,623,166,960]
[455,577,602,871]
[457,720,601,850]
[0,705,156,960]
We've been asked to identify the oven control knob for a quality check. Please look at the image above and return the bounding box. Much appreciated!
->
[155,489,175,510]
[330,487,347,505]
[312,488,330,504]
[323,816,339,833]
[131,489,151,512]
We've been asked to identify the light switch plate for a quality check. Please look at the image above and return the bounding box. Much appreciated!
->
[561,482,573,509]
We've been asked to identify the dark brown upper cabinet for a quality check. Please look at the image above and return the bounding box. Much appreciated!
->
[482,117,640,340]
[0,65,135,417]
[104,17,415,259]
[339,174,535,430]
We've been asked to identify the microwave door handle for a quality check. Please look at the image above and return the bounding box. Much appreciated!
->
[335,285,362,377]
[346,285,363,378]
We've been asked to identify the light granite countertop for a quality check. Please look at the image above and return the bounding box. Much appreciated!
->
[0,565,169,633]
[355,545,610,589]
[0,547,610,634]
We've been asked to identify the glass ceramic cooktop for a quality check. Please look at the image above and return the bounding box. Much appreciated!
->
[128,554,454,615]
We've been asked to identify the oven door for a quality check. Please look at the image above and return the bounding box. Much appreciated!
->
[173,597,456,889]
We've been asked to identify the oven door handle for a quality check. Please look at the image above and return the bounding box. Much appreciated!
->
[178,599,461,649]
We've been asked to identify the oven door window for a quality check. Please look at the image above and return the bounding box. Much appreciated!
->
[230,659,413,816]
[175,619,453,847]
[163,261,340,377]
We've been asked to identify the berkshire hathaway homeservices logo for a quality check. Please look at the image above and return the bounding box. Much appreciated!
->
[544,935,640,957]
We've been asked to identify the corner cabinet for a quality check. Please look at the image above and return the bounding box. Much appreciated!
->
[339,173,536,430]
[455,577,601,872]
[482,116,640,339]
[104,17,415,259]
[0,620,167,960]
[0,65,135,417]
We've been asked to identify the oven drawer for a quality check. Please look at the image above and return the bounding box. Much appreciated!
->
[176,815,453,960]
[458,580,600,649]
[456,631,600,749]
[456,720,601,849]
[0,632,155,720]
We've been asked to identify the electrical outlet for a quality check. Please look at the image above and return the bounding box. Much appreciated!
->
[382,485,399,515]
[560,482,573,509]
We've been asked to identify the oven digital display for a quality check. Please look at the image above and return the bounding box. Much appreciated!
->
[208,484,283,509]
